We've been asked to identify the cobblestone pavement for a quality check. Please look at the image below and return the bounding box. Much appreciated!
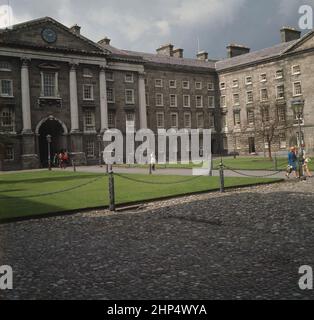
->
[1,178,314,300]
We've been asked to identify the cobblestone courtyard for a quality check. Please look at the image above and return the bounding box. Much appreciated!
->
[1,179,314,300]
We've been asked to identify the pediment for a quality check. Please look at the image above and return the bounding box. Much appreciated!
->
[284,30,314,54]
[0,17,109,55]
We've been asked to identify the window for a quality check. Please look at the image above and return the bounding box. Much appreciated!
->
[233,93,240,105]
[276,70,283,79]
[220,96,226,108]
[183,95,190,108]
[0,61,12,72]
[41,72,58,97]
[83,84,94,101]
[220,82,226,90]
[247,109,255,125]
[0,79,13,97]
[182,81,190,89]
[208,82,214,91]
[170,94,177,107]
[125,73,134,83]
[221,114,227,129]
[260,88,268,101]
[125,89,135,104]
[4,145,14,161]
[126,112,135,122]
[262,106,270,122]
[195,82,202,90]
[234,110,241,126]
[86,141,95,158]
[155,79,163,87]
[247,91,253,104]
[184,113,191,128]
[245,76,252,85]
[196,113,204,128]
[170,113,178,128]
[108,111,115,128]
[169,80,176,88]
[1,108,14,131]
[292,65,301,75]
[156,93,164,106]
[83,68,93,78]
[196,95,203,108]
[232,79,239,88]
[208,96,215,108]
[106,71,114,81]
[260,73,267,82]
[156,112,165,128]
[107,87,115,103]
[293,82,302,96]
[145,93,149,106]
[278,106,286,122]
[276,85,285,100]
[279,133,287,149]
[83,110,96,132]
[209,112,215,128]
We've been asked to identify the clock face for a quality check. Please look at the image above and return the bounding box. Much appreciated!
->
[42,28,57,44]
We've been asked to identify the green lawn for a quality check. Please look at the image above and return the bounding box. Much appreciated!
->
[115,156,314,171]
[0,171,281,221]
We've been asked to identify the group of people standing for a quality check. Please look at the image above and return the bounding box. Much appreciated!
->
[53,150,69,169]
[286,145,312,179]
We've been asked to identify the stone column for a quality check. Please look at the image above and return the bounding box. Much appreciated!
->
[69,63,79,133]
[99,66,108,132]
[21,59,32,134]
[138,72,147,129]
[20,59,39,169]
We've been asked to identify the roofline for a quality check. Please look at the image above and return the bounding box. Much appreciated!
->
[2,16,110,55]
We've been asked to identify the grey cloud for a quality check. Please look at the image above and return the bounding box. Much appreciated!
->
[6,0,314,59]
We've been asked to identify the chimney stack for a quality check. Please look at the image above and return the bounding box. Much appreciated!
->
[197,51,208,61]
[70,24,81,35]
[173,48,184,58]
[156,43,174,57]
[98,37,111,46]
[227,44,250,58]
[281,27,301,43]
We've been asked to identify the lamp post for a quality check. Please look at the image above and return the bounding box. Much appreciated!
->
[291,98,305,179]
[46,134,52,171]
[97,134,103,168]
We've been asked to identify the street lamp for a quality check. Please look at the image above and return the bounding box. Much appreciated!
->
[291,98,305,179]
[97,134,103,168]
[46,134,52,171]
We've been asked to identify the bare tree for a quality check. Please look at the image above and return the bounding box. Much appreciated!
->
[260,105,278,160]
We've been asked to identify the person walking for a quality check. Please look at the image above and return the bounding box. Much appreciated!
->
[286,147,298,179]
[301,145,312,178]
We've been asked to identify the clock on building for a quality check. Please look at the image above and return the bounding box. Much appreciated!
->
[41,28,57,43]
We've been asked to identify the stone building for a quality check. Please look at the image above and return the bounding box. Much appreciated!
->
[1,17,314,171]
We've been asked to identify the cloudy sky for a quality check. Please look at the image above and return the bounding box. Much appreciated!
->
[2,0,314,59]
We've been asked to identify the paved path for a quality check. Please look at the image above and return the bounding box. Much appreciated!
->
[68,165,286,179]
[1,178,314,300]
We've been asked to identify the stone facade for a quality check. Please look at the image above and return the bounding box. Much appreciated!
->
[1,18,314,171]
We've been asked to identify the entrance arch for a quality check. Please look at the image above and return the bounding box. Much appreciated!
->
[36,116,68,167]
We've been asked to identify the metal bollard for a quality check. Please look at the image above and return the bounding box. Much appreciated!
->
[209,158,214,177]
[219,162,225,193]
[72,160,76,172]
[109,170,116,211]
[149,164,152,175]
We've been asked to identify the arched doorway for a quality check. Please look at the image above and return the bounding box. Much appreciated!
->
[37,117,67,167]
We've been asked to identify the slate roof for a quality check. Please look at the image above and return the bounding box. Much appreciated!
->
[122,50,217,70]
[215,40,298,71]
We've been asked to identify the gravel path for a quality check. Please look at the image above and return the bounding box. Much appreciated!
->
[1,178,314,300]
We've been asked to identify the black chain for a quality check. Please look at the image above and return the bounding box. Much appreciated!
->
[114,173,203,185]
[223,165,283,178]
